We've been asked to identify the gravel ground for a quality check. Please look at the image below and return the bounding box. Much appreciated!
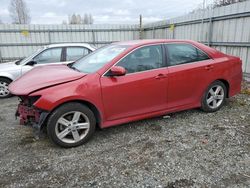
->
[0,82,250,188]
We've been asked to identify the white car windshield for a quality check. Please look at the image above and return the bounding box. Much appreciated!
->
[72,44,130,73]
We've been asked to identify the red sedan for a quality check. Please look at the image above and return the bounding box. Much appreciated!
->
[9,40,242,147]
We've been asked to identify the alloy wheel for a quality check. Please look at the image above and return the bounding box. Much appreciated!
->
[206,85,225,109]
[0,81,10,97]
[55,111,90,144]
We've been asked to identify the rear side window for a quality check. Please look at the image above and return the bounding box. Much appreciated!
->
[165,43,210,66]
[117,45,164,74]
[66,47,90,61]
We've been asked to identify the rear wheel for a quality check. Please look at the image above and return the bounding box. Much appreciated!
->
[47,102,96,148]
[201,81,227,112]
[0,78,12,98]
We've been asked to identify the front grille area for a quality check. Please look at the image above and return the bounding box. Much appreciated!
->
[16,97,41,126]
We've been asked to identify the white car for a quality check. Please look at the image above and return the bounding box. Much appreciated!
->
[0,43,96,98]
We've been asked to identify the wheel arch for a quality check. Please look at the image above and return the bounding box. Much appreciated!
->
[42,99,102,130]
[216,79,230,98]
[0,76,13,82]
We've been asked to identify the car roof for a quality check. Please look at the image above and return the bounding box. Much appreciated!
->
[113,39,225,59]
[45,43,96,50]
[114,39,199,46]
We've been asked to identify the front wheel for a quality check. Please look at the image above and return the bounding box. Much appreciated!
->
[201,81,227,112]
[47,103,96,148]
[0,78,12,98]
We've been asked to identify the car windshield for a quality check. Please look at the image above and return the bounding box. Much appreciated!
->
[16,47,45,65]
[71,44,130,73]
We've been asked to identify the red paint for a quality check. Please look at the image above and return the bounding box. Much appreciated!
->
[9,40,242,129]
[9,64,86,95]
[109,66,126,76]
[17,103,40,125]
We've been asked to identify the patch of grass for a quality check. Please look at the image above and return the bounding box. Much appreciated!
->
[240,88,250,95]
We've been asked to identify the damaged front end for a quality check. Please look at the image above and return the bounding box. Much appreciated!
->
[16,96,49,135]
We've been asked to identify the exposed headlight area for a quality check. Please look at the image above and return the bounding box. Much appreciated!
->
[18,95,41,107]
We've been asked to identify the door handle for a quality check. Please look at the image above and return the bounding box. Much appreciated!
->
[205,65,214,70]
[155,74,167,79]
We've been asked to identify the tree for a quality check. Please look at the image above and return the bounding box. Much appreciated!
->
[9,0,31,24]
[190,0,247,13]
[89,14,94,24]
[76,14,82,24]
[213,0,247,7]
[83,14,94,24]
[68,14,81,24]
[83,14,89,24]
[68,13,94,25]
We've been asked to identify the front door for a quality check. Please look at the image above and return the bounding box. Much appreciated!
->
[21,47,63,75]
[100,44,168,121]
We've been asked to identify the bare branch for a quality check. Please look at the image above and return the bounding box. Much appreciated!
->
[9,0,31,24]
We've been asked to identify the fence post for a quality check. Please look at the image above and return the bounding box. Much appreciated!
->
[0,49,2,63]
[48,30,51,44]
[208,17,213,46]
[92,30,96,46]
[153,26,155,38]
[139,15,143,39]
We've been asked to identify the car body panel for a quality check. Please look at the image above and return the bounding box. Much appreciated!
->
[9,65,86,96]
[0,61,22,80]
[100,68,169,121]
[9,39,242,130]
[167,59,213,109]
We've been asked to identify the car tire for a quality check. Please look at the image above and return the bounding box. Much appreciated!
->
[0,78,12,98]
[47,102,96,148]
[201,81,227,112]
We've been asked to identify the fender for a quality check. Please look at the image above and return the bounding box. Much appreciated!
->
[0,72,14,81]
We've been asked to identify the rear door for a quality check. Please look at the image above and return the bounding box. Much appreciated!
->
[100,44,168,121]
[165,43,214,109]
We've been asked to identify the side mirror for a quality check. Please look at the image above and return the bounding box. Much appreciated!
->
[26,60,37,66]
[109,66,126,76]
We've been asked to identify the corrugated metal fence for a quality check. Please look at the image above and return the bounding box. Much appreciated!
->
[0,1,249,74]
[0,24,139,62]
[143,0,250,74]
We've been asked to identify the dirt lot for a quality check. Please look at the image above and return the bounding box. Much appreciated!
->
[0,82,250,188]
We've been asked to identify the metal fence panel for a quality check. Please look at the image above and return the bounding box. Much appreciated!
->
[143,0,250,74]
[0,1,249,74]
[0,24,139,61]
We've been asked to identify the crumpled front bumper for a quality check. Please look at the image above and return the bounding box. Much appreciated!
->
[16,103,48,131]
[16,103,40,125]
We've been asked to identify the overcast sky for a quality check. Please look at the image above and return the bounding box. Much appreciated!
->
[0,0,213,24]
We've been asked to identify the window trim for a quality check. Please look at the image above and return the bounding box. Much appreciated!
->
[163,42,212,67]
[103,43,167,77]
[32,47,64,64]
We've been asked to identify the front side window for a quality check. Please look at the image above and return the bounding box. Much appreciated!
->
[66,47,90,61]
[33,48,62,64]
[72,44,129,73]
[117,45,164,74]
[165,43,210,66]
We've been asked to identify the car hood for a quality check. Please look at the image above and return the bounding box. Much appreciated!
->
[0,61,20,71]
[9,65,87,95]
